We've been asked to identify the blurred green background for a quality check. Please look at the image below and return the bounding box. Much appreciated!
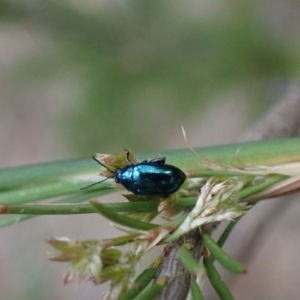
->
[0,0,300,299]
[1,0,299,163]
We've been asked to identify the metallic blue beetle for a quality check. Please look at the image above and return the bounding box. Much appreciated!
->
[81,151,186,196]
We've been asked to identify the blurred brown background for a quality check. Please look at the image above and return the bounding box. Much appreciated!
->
[0,0,300,299]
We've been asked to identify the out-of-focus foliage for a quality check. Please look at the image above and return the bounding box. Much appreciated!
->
[1,0,299,154]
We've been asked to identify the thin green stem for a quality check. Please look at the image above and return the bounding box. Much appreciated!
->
[237,174,288,200]
[1,138,299,189]
[0,181,112,205]
[0,188,114,228]
[0,158,95,189]
[0,197,197,215]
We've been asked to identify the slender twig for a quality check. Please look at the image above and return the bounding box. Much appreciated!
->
[238,84,300,142]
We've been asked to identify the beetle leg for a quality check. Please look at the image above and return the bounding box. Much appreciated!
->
[149,157,166,165]
[124,149,134,165]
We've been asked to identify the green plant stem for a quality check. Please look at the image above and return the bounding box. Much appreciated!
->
[203,232,245,273]
[0,197,195,215]
[237,174,287,200]
[0,173,289,215]
[178,246,202,274]
[117,260,161,300]
[190,279,204,300]
[0,158,95,189]
[204,256,234,300]
[0,188,115,228]
[90,201,159,230]
[0,138,299,189]
[141,137,300,170]
[0,181,112,205]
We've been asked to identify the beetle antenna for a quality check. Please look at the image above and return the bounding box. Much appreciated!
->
[92,156,115,173]
[80,177,109,190]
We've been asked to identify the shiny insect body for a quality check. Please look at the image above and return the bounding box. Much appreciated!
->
[82,152,186,196]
